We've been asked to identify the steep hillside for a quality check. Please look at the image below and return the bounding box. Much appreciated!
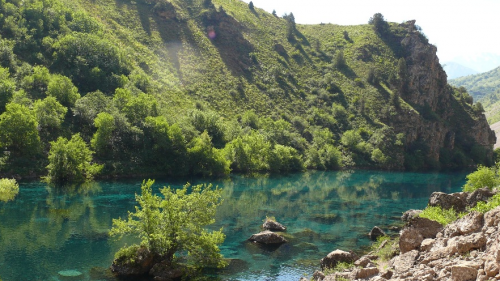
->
[449,66,500,124]
[0,0,495,179]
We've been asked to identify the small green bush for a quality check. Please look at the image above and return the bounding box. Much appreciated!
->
[419,206,460,226]
[470,193,500,213]
[0,178,19,202]
[371,235,397,261]
[463,165,499,192]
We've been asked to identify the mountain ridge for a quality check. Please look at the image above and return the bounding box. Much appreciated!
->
[0,0,495,178]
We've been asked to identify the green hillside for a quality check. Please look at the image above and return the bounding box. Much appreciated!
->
[0,0,495,180]
[449,67,500,124]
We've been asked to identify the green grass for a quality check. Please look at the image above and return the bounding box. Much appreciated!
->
[419,206,462,226]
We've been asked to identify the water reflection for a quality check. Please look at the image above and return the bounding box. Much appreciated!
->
[0,170,466,281]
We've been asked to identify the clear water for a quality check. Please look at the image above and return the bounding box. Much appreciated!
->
[0,170,467,281]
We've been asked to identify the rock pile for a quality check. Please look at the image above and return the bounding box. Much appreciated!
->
[313,189,500,281]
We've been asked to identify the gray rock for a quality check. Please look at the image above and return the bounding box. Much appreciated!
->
[352,267,379,279]
[380,269,393,279]
[312,270,325,281]
[399,227,423,254]
[407,217,443,238]
[428,191,468,212]
[401,209,422,222]
[248,230,287,244]
[483,206,500,228]
[466,187,495,208]
[442,211,483,237]
[354,256,371,268]
[368,226,386,241]
[262,219,287,231]
[320,249,358,270]
[391,249,419,273]
[451,264,477,281]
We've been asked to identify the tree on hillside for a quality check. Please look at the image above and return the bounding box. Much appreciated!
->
[0,103,40,157]
[368,13,389,35]
[45,134,102,183]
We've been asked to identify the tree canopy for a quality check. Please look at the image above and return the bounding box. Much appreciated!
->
[110,180,226,270]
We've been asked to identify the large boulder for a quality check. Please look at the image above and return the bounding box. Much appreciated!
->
[368,226,386,241]
[248,230,287,244]
[442,211,484,237]
[262,219,287,231]
[401,209,422,222]
[407,217,443,239]
[483,206,500,228]
[390,249,419,273]
[110,246,156,277]
[320,249,358,270]
[451,264,478,281]
[428,191,468,212]
[399,227,423,254]
[466,187,495,208]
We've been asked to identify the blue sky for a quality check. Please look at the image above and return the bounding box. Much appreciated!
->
[241,0,500,72]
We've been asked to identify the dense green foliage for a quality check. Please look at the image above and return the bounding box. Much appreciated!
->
[110,179,226,269]
[450,67,500,124]
[419,206,461,226]
[45,134,102,183]
[470,193,500,213]
[0,0,492,179]
[462,165,499,192]
[0,177,18,202]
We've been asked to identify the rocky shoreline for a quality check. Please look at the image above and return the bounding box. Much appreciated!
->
[306,187,500,281]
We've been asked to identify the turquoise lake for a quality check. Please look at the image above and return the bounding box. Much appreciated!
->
[0,170,468,281]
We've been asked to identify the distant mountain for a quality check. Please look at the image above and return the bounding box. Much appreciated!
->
[449,66,500,123]
[452,53,500,73]
[443,62,478,79]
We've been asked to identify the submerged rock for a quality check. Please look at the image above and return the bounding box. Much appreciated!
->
[262,219,287,231]
[57,270,83,281]
[248,230,287,244]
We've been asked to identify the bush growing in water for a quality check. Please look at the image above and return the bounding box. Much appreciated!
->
[0,178,19,202]
[110,180,226,269]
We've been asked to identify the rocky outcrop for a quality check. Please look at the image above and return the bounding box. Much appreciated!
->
[248,230,287,244]
[428,191,468,211]
[320,249,358,270]
[368,226,386,241]
[387,20,495,165]
[110,246,156,277]
[316,194,500,281]
[262,219,287,231]
[428,188,497,212]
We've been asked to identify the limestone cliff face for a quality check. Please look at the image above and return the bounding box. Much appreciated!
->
[390,20,495,164]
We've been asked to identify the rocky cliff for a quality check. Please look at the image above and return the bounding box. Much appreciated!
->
[387,21,495,164]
